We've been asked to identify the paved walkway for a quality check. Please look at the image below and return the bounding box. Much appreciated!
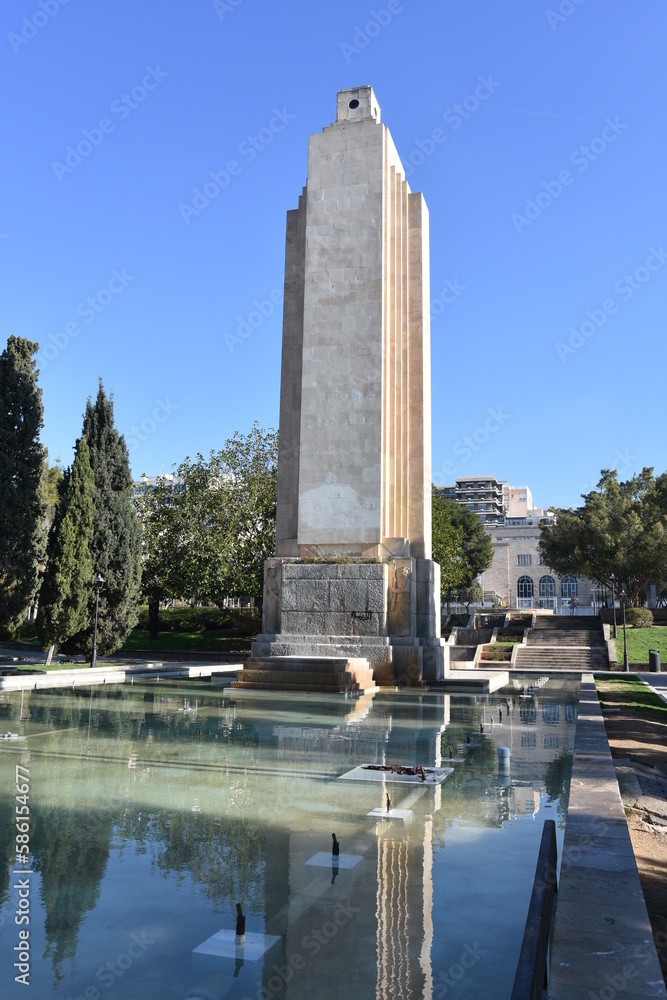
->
[641,671,667,705]
[0,648,242,692]
[548,674,666,999]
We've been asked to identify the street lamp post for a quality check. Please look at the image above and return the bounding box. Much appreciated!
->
[91,574,105,669]
[619,590,629,672]
[610,573,617,639]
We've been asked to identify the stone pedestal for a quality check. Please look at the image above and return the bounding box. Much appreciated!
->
[252,557,447,686]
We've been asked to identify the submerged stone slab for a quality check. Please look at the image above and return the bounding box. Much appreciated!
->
[305,852,363,869]
[192,929,281,963]
[339,765,452,785]
[367,807,414,823]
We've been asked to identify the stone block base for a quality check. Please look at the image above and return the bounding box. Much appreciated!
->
[254,557,447,687]
[232,656,377,694]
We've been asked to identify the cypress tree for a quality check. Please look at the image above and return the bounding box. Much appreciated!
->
[37,438,95,654]
[66,382,141,656]
[0,336,46,629]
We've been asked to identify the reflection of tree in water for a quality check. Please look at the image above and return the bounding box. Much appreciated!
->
[544,750,573,824]
[30,805,114,981]
[114,810,266,913]
[18,686,262,750]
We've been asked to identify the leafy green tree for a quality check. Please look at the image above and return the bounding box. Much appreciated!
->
[42,450,63,522]
[432,489,466,596]
[0,336,46,629]
[434,494,493,602]
[37,438,95,657]
[65,382,141,656]
[136,423,278,610]
[539,468,667,607]
[135,474,182,638]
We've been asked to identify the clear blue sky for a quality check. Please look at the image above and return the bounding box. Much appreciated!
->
[3,0,665,509]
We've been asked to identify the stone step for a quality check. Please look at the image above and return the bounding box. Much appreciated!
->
[232,680,367,693]
[231,654,377,693]
[247,656,370,674]
[240,668,374,686]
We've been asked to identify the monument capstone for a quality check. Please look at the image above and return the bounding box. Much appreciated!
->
[236,86,447,690]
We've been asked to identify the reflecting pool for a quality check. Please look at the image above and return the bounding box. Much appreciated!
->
[0,678,579,999]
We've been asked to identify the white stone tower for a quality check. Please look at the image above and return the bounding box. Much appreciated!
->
[276,85,432,561]
[236,87,446,689]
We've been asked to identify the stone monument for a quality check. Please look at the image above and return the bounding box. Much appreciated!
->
[235,86,446,691]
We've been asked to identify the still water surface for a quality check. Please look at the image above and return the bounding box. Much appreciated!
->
[0,679,579,999]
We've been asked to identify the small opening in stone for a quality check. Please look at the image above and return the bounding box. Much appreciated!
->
[349,99,359,109]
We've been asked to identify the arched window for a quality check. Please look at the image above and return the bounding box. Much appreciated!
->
[539,575,556,609]
[517,576,533,599]
[561,576,578,599]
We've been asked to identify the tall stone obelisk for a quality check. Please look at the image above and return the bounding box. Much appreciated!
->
[245,86,446,686]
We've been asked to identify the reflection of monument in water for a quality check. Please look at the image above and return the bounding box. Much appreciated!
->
[236,690,451,1000]
[236,86,447,692]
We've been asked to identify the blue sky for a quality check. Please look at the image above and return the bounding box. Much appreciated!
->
[3,0,665,509]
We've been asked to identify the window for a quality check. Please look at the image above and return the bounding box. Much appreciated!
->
[517,576,533,598]
[539,576,556,599]
[517,554,532,565]
[561,575,578,599]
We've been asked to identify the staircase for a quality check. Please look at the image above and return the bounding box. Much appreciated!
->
[231,656,378,694]
[515,615,608,671]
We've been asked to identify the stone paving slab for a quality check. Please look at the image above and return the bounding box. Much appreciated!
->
[548,674,666,999]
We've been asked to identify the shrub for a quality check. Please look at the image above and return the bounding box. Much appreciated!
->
[625,607,653,629]
[135,605,260,636]
[480,645,513,661]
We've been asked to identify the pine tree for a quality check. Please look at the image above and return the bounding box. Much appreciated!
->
[0,336,46,629]
[37,438,95,654]
[66,382,141,656]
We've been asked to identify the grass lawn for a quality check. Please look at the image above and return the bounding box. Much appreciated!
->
[613,625,667,663]
[595,675,667,719]
[120,629,253,652]
[14,661,121,673]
